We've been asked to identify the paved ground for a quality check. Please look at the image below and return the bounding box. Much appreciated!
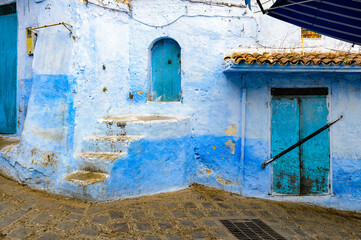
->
[0,175,360,240]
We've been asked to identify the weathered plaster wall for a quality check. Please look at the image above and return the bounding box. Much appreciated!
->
[0,0,76,192]
[12,0,359,137]
[127,0,247,193]
[14,0,38,136]
[1,0,360,210]
[71,1,131,156]
[5,0,77,136]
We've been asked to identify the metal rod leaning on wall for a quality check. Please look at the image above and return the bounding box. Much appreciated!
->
[26,22,73,55]
[27,22,73,34]
[261,115,343,169]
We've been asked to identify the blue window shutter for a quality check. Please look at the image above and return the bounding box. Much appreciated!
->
[150,39,181,102]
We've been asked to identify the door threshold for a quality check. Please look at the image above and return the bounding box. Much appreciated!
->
[271,193,331,197]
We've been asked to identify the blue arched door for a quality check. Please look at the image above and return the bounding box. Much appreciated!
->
[0,3,17,133]
[150,39,181,102]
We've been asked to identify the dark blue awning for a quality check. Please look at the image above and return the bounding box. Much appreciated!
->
[259,0,361,46]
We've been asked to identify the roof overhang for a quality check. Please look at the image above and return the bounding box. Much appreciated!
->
[257,0,361,46]
[224,62,361,73]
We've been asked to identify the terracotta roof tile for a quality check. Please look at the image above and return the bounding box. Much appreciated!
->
[322,58,332,65]
[333,58,343,65]
[225,52,361,66]
[301,57,311,62]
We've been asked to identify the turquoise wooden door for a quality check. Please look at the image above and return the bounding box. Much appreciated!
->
[271,97,301,194]
[271,93,329,195]
[0,3,17,134]
[150,39,181,102]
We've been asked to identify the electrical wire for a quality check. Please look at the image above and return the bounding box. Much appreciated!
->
[84,0,247,28]
[181,0,246,8]
[130,14,246,28]
[84,0,129,13]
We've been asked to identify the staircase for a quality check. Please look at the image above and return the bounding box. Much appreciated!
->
[64,113,190,187]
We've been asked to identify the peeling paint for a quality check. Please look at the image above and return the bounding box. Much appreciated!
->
[225,124,237,136]
[95,0,131,7]
[216,177,237,186]
[2,145,17,155]
[128,90,146,104]
[29,148,58,167]
[203,168,237,186]
[225,139,235,154]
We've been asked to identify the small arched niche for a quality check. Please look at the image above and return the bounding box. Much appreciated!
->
[149,38,181,102]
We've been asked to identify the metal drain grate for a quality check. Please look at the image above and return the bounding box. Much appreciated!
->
[220,219,286,240]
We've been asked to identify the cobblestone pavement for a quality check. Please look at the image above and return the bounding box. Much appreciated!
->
[0,175,360,240]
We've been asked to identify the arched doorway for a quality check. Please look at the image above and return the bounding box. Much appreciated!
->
[150,38,181,102]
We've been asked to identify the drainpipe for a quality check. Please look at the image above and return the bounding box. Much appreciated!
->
[240,76,247,195]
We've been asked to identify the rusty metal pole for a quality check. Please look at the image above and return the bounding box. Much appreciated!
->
[262,115,343,169]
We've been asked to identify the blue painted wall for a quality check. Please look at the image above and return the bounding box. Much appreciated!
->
[0,0,360,211]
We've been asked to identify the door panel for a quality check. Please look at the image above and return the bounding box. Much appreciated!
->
[0,12,17,133]
[299,96,329,194]
[271,97,301,195]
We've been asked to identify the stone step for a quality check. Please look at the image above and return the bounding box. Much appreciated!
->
[64,171,109,186]
[97,113,190,139]
[75,152,127,162]
[82,135,144,153]
[102,114,187,123]
[74,152,127,173]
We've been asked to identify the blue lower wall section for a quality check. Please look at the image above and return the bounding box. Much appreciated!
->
[58,135,242,202]
[0,74,75,190]
[193,135,242,193]
[333,158,361,200]
[107,137,193,199]
[20,74,74,176]
[2,132,361,211]
[59,137,194,201]
[243,138,270,197]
